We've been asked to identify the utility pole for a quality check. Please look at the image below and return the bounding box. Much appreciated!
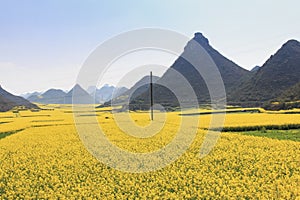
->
[150,71,154,121]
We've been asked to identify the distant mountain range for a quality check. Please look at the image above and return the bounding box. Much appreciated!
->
[0,85,38,112]
[26,84,128,105]
[89,84,128,104]
[28,89,66,104]
[1,32,299,111]
[104,75,159,107]
[20,91,42,99]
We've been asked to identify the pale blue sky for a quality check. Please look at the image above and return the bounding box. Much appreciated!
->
[0,0,299,94]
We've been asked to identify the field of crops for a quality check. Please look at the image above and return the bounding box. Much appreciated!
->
[0,106,299,199]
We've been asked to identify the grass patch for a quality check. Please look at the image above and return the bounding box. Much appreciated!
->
[0,129,25,140]
[180,108,262,116]
[280,111,300,114]
[212,124,300,132]
[236,129,300,142]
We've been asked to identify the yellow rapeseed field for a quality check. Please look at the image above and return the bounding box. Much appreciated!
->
[0,106,299,199]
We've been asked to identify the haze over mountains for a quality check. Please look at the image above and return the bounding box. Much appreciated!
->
[106,75,159,107]
[1,32,300,112]
[26,84,128,105]
[89,85,128,104]
[28,89,66,104]
[21,92,42,99]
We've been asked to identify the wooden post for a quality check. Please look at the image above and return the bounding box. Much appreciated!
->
[150,71,154,121]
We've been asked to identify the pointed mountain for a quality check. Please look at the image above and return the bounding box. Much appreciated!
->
[129,32,251,109]
[64,84,96,104]
[230,39,300,106]
[66,84,88,96]
[187,32,251,90]
[28,89,66,104]
[0,85,39,112]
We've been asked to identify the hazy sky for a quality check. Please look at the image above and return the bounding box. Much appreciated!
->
[0,0,299,94]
